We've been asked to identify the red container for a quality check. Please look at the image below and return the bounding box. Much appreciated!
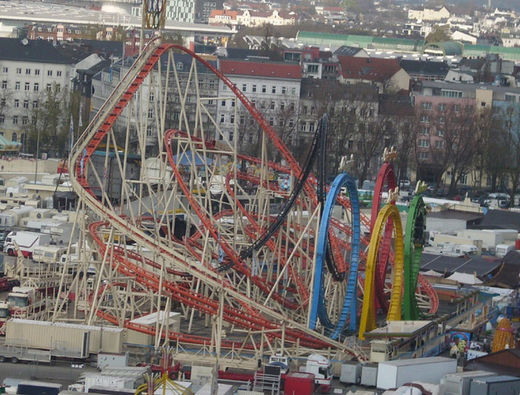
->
[284,372,315,395]
[515,239,520,250]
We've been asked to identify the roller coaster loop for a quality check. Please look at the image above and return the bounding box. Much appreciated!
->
[310,172,361,339]
[403,192,427,320]
[358,203,404,340]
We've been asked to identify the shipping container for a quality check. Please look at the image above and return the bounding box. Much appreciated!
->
[5,319,124,355]
[283,372,315,395]
[339,361,361,384]
[84,375,134,392]
[360,363,378,387]
[469,375,520,395]
[439,370,494,395]
[17,380,62,395]
[377,357,457,389]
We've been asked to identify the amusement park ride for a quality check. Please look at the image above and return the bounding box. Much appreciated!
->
[35,0,441,371]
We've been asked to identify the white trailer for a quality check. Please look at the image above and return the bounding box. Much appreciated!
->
[4,231,51,257]
[0,206,34,228]
[32,245,67,264]
[439,370,494,395]
[376,357,457,389]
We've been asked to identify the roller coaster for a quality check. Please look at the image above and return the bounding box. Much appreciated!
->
[51,39,438,363]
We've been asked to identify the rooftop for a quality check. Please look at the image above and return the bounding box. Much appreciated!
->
[420,253,502,277]
[0,37,73,64]
[219,59,302,79]
[0,0,232,35]
[337,56,402,82]
[399,59,450,76]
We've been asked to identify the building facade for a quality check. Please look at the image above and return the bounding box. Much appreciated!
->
[217,59,301,147]
[0,38,74,150]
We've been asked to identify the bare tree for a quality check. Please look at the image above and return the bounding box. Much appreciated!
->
[22,84,71,157]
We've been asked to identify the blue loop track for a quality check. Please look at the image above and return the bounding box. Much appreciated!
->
[309,173,361,339]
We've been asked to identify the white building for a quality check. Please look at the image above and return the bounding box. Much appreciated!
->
[166,0,195,23]
[209,9,295,27]
[451,31,477,44]
[408,6,450,22]
[0,38,74,148]
[217,59,301,144]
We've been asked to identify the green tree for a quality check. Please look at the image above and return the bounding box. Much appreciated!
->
[425,25,450,43]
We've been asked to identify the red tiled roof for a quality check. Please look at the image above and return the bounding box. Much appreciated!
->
[220,59,302,79]
[338,56,402,82]
[210,10,239,18]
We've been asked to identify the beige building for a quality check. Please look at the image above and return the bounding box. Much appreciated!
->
[408,6,450,21]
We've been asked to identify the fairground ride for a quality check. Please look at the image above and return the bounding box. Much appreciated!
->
[47,38,438,366]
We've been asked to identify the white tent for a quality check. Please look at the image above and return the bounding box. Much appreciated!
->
[447,272,483,285]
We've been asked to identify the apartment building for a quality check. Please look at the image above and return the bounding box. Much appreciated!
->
[217,59,301,146]
[0,38,74,149]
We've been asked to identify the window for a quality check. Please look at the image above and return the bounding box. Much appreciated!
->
[221,100,226,107]
[147,108,153,118]
[441,89,462,98]
[25,82,30,91]
[25,68,31,75]
[242,84,247,92]
[16,68,21,74]
[35,69,40,75]
[11,132,17,142]
[251,99,256,107]
[240,115,245,125]
[229,132,234,141]
[12,116,18,125]
[230,114,234,124]
[282,86,286,94]
[23,100,28,109]
[56,84,61,93]
[439,116,445,124]
[289,103,295,112]
[231,100,235,107]
[22,116,28,125]
[252,84,256,93]
[269,117,274,126]
[149,92,154,102]
[419,152,429,160]
[280,103,285,111]
[220,114,224,123]
[437,129,444,137]
[306,64,319,73]
[0,115,4,124]
[422,127,430,134]
[147,126,153,136]
[435,140,443,148]
[271,86,276,94]
[421,115,430,123]
[262,85,266,93]
[289,119,294,128]
[421,101,432,110]
[2,67,7,73]
[437,103,446,111]
[15,82,20,90]
[48,70,53,77]
[291,87,296,95]
[419,139,429,147]
[270,101,275,110]
[454,104,461,112]
[14,99,19,108]
[46,83,52,92]
[32,100,38,108]
[1,80,6,89]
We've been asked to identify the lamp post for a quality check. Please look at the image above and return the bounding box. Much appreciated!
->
[34,128,40,184]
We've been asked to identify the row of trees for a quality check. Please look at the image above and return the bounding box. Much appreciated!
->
[234,81,520,204]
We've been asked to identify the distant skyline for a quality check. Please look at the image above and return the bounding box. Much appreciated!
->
[400,0,520,12]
